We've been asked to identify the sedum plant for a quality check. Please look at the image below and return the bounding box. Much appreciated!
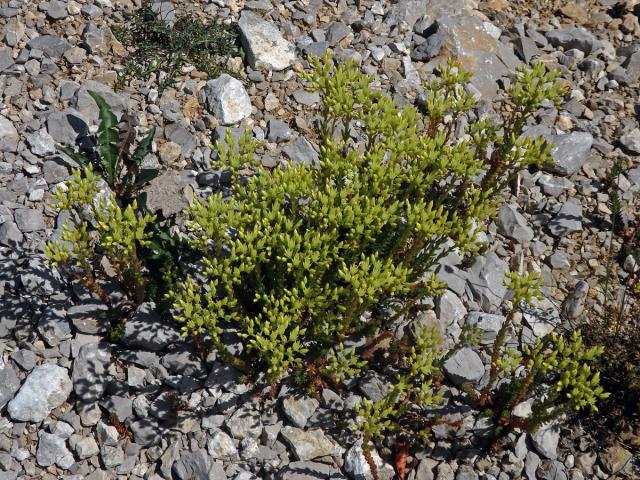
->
[169,52,567,383]
[46,165,156,318]
[467,272,609,434]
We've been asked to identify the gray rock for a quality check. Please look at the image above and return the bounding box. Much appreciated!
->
[268,119,293,143]
[435,289,467,325]
[8,363,72,422]
[283,136,319,166]
[74,436,99,459]
[497,204,534,243]
[326,21,352,46]
[560,281,589,320]
[542,460,568,480]
[67,302,109,334]
[47,108,89,146]
[411,32,448,61]
[73,343,111,402]
[43,160,70,184]
[548,199,582,237]
[226,406,262,440]
[14,209,45,232]
[120,302,180,351]
[278,461,347,480]
[531,421,560,459]
[358,371,390,403]
[466,311,505,342]
[455,466,479,480]
[466,252,509,310]
[28,35,70,58]
[128,417,163,447]
[545,132,593,177]
[43,0,68,20]
[20,256,62,296]
[524,452,540,480]
[200,74,252,125]
[173,448,225,480]
[0,222,23,247]
[143,171,190,218]
[207,428,238,458]
[0,116,19,152]
[443,347,484,385]
[96,420,119,446]
[538,175,572,197]
[282,396,319,428]
[27,129,56,156]
[74,80,129,125]
[545,27,601,55]
[36,432,74,469]
[0,47,14,71]
[37,305,72,346]
[0,360,20,409]
[620,128,640,154]
[280,426,337,461]
[549,251,570,270]
[238,11,296,71]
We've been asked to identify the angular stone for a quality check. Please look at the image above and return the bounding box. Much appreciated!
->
[120,302,181,351]
[600,443,633,474]
[466,252,509,310]
[226,406,262,440]
[8,364,72,422]
[283,136,319,166]
[74,436,99,459]
[172,449,226,480]
[14,209,45,232]
[207,428,238,459]
[280,427,337,461]
[531,421,560,460]
[199,74,252,125]
[143,172,191,218]
[278,461,347,480]
[545,27,601,55]
[74,80,129,125]
[238,11,296,71]
[28,35,70,58]
[73,343,112,402]
[128,417,163,447]
[443,347,484,385]
[497,204,534,243]
[545,132,593,177]
[548,199,582,237]
[27,129,56,156]
[43,160,70,184]
[620,128,640,155]
[0,115,19,152]
[67,302,109,334]
[20,256,62,296]
[358,370,390,403]
[0,222,23,247]
[36,432,74,469]
[0,360,20,409]
[47,108,89,146]
[465,311,505,342]
[281,396,319,428]
[435,290,467,324]
[345,443,394,480]
[37,305,72,346]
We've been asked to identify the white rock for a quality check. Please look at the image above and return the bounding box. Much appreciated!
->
[7,364,72,423]
[238,11,296,71]
[200,74,252,125]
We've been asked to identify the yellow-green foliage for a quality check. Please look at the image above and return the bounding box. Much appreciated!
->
[355,326,444,443]
[46,165,156,307]
[475,271,609,432]
[169,53,565,382]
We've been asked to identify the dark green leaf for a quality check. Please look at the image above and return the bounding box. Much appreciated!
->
[133,127,156,165]
[56,145,89,167]
[88,91,119,184]
[135,168,160,187]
